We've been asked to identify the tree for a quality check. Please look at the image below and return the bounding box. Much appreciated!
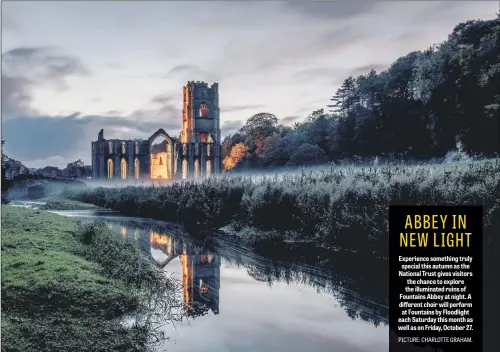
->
[217,18,500,167]
[288,143,328,166]
[327,76,358,115]
[240,112,279,137]
[64,159,87,177]
[1,137,6,186]
[222,143,247,171]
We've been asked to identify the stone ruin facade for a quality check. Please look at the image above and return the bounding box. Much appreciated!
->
[91,81,222,181]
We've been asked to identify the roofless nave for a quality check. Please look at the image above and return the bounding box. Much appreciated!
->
[91,81,222,181]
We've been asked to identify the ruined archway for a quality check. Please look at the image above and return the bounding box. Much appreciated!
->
[182,159,188,180]
[121,158,127,179]
[134,158,140,179]
[206,160,211,178]
[194,159,199,179]
[107,159,114,179]
[149,129,173,180]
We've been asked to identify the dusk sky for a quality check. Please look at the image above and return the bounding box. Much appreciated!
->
[2,1,498,168]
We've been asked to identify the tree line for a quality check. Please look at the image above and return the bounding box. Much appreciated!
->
[222,18,499,170]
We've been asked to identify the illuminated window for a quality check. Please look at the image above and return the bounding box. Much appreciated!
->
[107,159,114,179]
[200,280,208,294]
[207,134,214,143]
[194,159,199,179]
[200,132,207,143]
[121,158,127,179]
[199,103,209,118]
[182,159,188,179]
[134,158,140,179]
[121,142,126,154]
[206,160,211,178]
[135,142,139,154]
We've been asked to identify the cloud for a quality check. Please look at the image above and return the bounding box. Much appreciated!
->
[216,24,367,76]
[220,104,266,113]
[292,68,344,84]
[1,47,92,120]
[2,47,91,90]
[1,75,37,119]
[281,116,301,125]
[2,111,182,168]
[1,47,181,167]
[221,120,244,136]
[1,14,24,33]
[163,64,216,82]
[150,94,175,105]
[2,1,496,169]
[22,155,70,169]
[103,61,125,69]
[283,1,380,20]
[349,63,389,76]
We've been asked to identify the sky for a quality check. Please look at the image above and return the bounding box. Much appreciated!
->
[1,1,498,169]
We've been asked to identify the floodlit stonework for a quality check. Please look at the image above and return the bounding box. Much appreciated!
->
[91,81,222,181]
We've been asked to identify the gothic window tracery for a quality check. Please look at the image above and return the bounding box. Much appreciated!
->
[107,159,114,179]
[199,103,209,118]
[134,158,140,179]
[121,158,127,179]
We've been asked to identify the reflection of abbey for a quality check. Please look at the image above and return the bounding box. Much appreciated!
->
[150,231,221,315]
[91,81,222,180]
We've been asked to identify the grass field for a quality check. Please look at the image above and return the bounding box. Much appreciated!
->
[1,206,182,352]
[61,159,500,258]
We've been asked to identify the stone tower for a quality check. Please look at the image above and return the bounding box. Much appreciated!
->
[181,81,221,144]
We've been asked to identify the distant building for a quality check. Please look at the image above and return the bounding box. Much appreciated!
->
[91,81,222,181]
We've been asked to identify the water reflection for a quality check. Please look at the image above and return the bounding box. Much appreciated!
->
[180,251,220,317]
[150,231,221,317]
[52,210,388,352]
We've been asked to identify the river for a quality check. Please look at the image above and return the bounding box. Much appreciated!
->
[50,209,389,352]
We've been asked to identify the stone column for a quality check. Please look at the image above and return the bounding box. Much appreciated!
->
[128,142,134,180]
[99,143,105,179]
[176,144,182,179]
[115,152,120,180]
[188,143,194,179]
[200,143,206,178]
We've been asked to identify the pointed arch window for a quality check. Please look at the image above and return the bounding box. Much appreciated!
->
[134,158,140,179]
[121,158,127,179]
[194,159,199,179]
[107,159,114,179]
[199,103,209,118]
[182,159,188,180]
[121,142,126,154]
[200,132,207,143]
[206,160,211,178]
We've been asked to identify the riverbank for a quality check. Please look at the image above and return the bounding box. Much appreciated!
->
[4,196,101,211]
[62,159,500,258]
[1,206,181,352]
